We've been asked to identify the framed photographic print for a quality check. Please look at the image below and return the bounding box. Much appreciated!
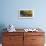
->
[18,9,34,18]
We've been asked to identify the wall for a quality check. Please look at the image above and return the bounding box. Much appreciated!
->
[0,0,46,43]
[0,0,46,31]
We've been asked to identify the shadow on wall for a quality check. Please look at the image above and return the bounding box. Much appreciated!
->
[0,24,7,43]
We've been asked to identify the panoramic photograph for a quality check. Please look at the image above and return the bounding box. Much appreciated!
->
[20,10,33,17]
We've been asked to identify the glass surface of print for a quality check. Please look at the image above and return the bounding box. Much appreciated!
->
[20,10,32,17]
[19,9,34,18]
